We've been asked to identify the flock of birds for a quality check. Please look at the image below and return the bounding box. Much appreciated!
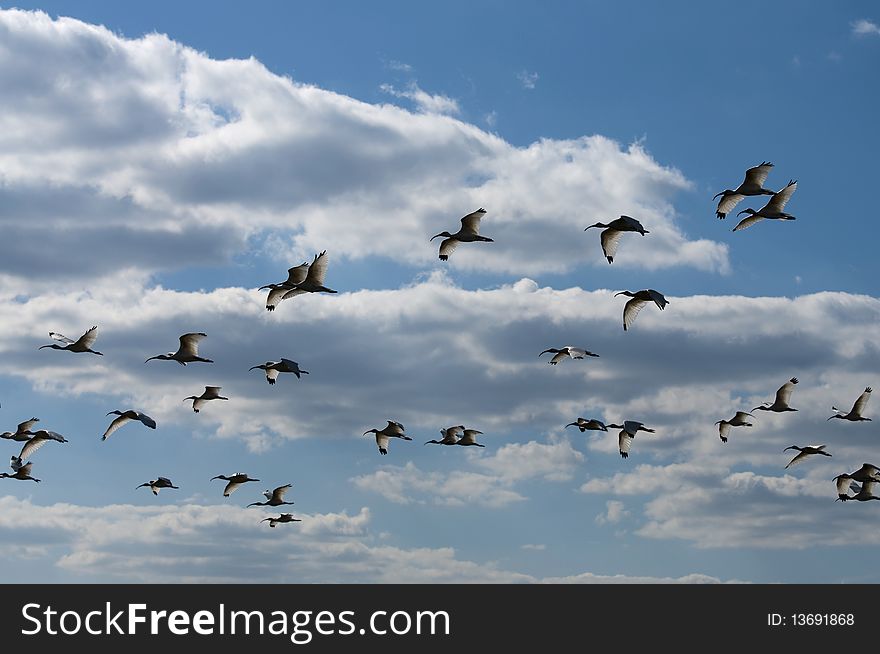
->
[1,161,874,524]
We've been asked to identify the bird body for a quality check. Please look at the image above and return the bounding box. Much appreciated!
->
[615,289,668,331]
[184,386,228,413]
[784,445,831,469]
[102,410,156,441]
[829,387,872,422]
[248,484,293,507]
[714,162,776,219]
[425,425,464,445]
[0,460,39,482]
[431,208,494,260]
[539,346,599,365]
[137,477,178,495]
[39,326,103,355]
[250,359,309,385]
[732,180,798,231]
[280,251,337,299]
[456,429,485,447]
[584,215,649,263]
[565,418,609,432]
[146,332,213,365]
[715,411,755,443]
[364,420,412,455]
[753,378,799,413]
[1,418,40,441]
[211,472,260,497]
[262,513,301,528]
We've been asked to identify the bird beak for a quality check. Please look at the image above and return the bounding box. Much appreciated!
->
[736,209,749,216]
[429,233,444,241]
[248,366,259,371]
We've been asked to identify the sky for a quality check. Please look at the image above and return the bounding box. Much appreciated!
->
[0,1,878,583]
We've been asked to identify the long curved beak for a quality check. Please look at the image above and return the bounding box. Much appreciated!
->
[248,365,260,371]
[429,233,444,241]
[736,209,750,216]
[38,345,51,350]
[712,191,724,200]
[144,356,158,363]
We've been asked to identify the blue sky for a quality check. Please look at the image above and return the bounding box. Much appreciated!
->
[0,2,878,583]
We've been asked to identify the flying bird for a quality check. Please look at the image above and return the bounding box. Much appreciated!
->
[615,289,669,331]
[829,387,872,422]
[249,359,309,385]
[784,445,831,469]
[262,513,301,528]
[145,332,213,365]
[248,484,294,507]
[0,460,39,482]
[732,180,798,232]
[102,410,157,441]
[184,386,228,413]
[15,430,68,462]
[838,479,880,502]
[456,429,485,447]
[713,162,776,219]
[565,418,610,432]
[425,425,464,445]
[1,418,40,441]
[260,262,309,311]
[431,208,494,261]
[363,420,412,455]
[211,472,261,497]
[539,346,599,365]
[280,251,338,299]
[39,326,103,356]
[609,421,655,459]
[584,215,649,263]
[715,411,755,443]
[833,464,880,500]
[753,378,799,413]
[136,477,178,495]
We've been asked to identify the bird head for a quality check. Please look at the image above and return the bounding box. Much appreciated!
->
[613,291,634,298]
[363,429,379,436]
[584,222,607,231]
[736,208,757,217]
[430,231,453,241]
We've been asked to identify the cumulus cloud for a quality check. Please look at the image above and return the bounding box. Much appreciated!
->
[595,500,628,525]
[0,8,726,287]
[852,19,880,37]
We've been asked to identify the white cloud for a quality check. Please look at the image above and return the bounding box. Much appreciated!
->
[852,19,880,37]
[517,70,539,90]
[0,8,725,283]
[379,82,460,115]
[596,500,629,524]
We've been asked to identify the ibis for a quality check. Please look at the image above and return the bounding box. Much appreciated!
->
[431,208,494,261]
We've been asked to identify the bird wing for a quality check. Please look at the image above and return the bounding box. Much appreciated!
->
[732,214,764,232]
[622,298,647,331]
[835,476,853,496]
[16,418,39,434]
[862,479,878,496]
[304,251,329,285]
[550,351,568,365]
[717,421,731,441]
[280,358,301,372]
[733,411,754,423]
[224,480,244,496]
[266,368,280,383]
[775,378,798,407]
[852,388,872,417]
[857,463,880,479]
[18,436,49,461]
[266,286,291,309]
[438,237,458,259]
[157,477,173,485]
[178,332,207,357]
[204,386,223,398]
[647,290,668,309]
[74,326,99,349]
[385,420,406,436]
[765,180,797,213]
[136,413,157,429]
[716,193,745,218]
[272,484,292,502]
[784,450,811,469]
[376,433,390,453]
[286,263,310,285]
[600,228,624,262]
[619,431,633,457]
[460,209,485,235]
[743,162,773,188]
[102,414,131,441]
[48,332,75,345]
[18,462,33,476]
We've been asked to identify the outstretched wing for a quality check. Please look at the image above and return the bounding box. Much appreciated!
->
[18,436,49,461]
[775,378,798,407]
[765,180,797,213]
[743,162,774,188]
[460,208,486,235]
[622,298,647,331]
[74,326,99,349]
[717,421,731,442]
[16,418,39,434]
[716,193,745,219]
[48,332,75,345]
[136,412,157,429]
[304,251,329,285]
[600,228,624,263]
[732,214,764,231]
[286,262,310,285]
[784,450,811,469]
[619,431,633,458]
[272,484,292,502]
[179,333,207,357]
[438,237,458,260]
[376,433,390,455]
[102,414,131,441]
[851,387,872,417]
